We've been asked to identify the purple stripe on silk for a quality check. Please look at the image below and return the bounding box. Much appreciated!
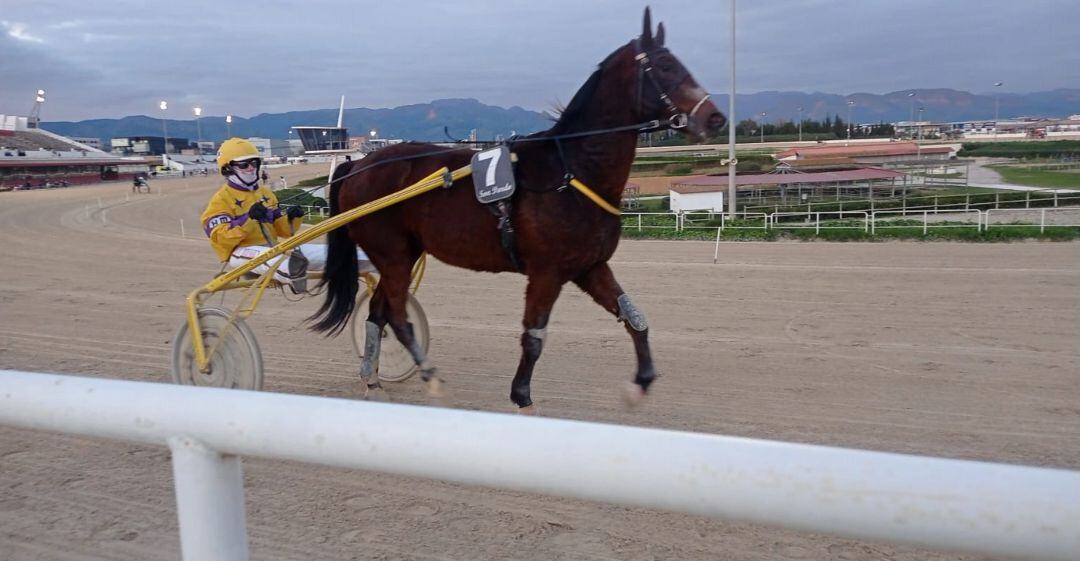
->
[203,213,248,236]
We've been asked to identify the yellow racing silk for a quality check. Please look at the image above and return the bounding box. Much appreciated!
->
[200,182,299,262]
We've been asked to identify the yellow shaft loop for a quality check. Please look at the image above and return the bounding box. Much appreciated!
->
[569,178,621,216]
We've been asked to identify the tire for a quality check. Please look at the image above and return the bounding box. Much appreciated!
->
[171,307,264,390]
[350,292,430,383]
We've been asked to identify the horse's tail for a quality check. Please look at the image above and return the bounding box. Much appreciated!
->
[308,162,359,336]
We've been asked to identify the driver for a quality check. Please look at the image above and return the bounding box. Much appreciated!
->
[201,138,375,293]
[200,138,311,292]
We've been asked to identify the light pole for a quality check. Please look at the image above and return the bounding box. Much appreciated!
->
[759,112,766,143]
[225,114,232,138]
[796,106,803,142]
[917,106,925,160]
[907,92,916,138]
[159,100,169,160]
[193,106,203,155]
[993,81,1003,139]
[726,0,737,219]
[846,100,855,145]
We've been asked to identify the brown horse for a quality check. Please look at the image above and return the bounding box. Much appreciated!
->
[311,8,725,412]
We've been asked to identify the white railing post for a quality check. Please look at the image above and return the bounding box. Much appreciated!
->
[1041,209,1046,234]
[713,226,722,264]
[923,210,928,235]
[168,436,249,561]
[815,212,820,235]
[638,214,642,231]
[870,212,876,235]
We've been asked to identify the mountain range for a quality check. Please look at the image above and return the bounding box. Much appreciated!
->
[40,89,1080,144]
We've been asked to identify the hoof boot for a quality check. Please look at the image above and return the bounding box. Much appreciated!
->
[363,382,389,402]
[622,382,646,409]
[425,376,446,398]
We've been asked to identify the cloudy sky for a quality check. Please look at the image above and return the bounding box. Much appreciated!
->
[2,0,1078,121]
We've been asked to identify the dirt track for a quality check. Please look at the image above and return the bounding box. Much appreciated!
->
[1,168,1079,561]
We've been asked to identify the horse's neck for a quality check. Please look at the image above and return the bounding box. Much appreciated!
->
[556,77,640,199]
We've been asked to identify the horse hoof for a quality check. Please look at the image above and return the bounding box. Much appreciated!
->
[363,383,389,402]
[425,376,446,398]
[518,404,539,416]
[622,382,646,409]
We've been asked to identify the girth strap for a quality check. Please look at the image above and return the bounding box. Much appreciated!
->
[488,199,523,272]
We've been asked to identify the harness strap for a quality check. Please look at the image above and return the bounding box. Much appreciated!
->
[569,178,621,216]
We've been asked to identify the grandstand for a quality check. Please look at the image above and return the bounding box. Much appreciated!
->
[1,114,150,191]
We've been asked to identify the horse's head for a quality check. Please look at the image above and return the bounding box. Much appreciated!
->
[630,7,726,141]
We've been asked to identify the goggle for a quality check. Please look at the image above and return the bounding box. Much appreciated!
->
[231,160,259,170]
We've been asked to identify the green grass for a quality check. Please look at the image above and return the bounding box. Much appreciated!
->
[987,166,1080,189]
[957,140,1080,159]
[296,175,330,188]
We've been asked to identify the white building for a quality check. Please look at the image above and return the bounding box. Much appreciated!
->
[669,187,724,213]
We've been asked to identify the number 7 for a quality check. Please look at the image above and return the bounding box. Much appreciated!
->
[478,149,502,187]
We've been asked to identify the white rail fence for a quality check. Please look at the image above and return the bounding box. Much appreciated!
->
[630,207,1080,239]
[2,370,1079,561]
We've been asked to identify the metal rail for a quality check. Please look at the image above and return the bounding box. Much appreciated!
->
[2,370,1079,561]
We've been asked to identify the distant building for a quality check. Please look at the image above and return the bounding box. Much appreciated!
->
[897,117,1080,140]
[292,126,349,153]
[110,136,191,156]
[69,136,103,150]
[246,137,294,158]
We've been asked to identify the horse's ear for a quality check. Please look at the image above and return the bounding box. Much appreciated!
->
[641,6,654,47]
[656,22,665,46]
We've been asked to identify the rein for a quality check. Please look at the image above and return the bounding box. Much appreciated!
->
[276,117,672,207]
[279,41,703,217]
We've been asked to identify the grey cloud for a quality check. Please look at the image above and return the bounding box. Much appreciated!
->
[1,0,1077,121]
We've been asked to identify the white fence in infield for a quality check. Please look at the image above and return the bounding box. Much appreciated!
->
[2,371,1080,561]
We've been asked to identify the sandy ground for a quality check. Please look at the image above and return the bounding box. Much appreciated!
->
[1,167,1079,561]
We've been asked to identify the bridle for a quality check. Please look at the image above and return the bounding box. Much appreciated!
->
[632,39,712,131]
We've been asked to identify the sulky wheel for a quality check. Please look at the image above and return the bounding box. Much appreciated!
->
[350,291,430,383]
[171,306,264,390]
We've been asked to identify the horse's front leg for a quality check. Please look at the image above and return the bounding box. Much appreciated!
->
[572,262,657,406]
[512,274,564,414]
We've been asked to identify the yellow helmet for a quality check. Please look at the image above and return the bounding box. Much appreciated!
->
[216,138,261,174]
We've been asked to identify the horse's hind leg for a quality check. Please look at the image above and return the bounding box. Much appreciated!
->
[572,262,657,407]
[359,288,390,399]
[511,274,563,414]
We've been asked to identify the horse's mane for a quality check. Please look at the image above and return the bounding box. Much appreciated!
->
[548,43,630,135]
